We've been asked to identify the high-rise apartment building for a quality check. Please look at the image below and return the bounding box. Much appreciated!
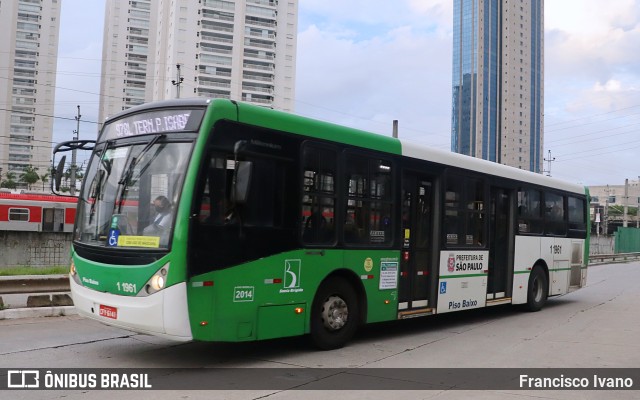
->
[0,0,61,183]
[451,0,543,173]
[99,0,298,125]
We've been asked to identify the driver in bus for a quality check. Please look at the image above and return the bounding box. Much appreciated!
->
[143,195,172,243]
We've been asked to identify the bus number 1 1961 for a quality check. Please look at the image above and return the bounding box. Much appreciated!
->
[116,282,137,294]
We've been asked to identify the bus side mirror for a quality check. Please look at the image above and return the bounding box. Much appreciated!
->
[232,161,253,205]
[51,139,96,196]
[53,155,66,192]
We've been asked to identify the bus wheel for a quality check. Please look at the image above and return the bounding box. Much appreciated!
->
[526,266,548,312]
[310,277,359,350]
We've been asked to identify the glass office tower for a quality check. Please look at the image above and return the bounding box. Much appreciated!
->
[451,0,543,173]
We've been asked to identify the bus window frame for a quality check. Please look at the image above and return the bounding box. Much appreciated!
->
[341,149,396,249]
[442,170,488,249]
[300,141,339,248]
[543,191,568,237]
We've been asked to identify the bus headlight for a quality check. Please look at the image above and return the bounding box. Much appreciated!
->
[139,263,170,296]
[69,260,82,286]
[150,274,165,291]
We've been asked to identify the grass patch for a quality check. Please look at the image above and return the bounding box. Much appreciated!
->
[0,266,69,276]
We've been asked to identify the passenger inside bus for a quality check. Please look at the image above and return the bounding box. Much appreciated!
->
[143,195,173,244]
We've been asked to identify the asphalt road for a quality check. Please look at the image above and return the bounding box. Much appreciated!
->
[1,261,639,399]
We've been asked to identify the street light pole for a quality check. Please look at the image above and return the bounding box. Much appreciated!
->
[70,105,81,196]
[171,64,184,99]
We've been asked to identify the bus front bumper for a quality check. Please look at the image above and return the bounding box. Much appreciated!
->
[70,278,193,342]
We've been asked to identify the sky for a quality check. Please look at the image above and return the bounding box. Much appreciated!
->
[52,0,640,186]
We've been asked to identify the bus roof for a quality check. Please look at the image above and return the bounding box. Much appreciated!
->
[400,141,585,195]
[103,98,585,196]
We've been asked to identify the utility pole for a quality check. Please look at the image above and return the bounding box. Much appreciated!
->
[70,105,81,196]
[623,178,629,228]
[604,185,610,236]
[392,120,398,138]
[171,64,184,99]
[543,150,555,177]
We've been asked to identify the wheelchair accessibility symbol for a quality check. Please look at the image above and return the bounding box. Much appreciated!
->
[440,281,447,294]
[107,229,120,247]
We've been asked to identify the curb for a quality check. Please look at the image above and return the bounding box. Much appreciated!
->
[0,305,77,320]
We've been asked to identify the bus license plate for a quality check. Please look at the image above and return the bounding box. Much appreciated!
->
[99,304,118,319]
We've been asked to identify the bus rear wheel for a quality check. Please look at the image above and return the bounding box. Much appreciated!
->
[310,277,359,350]
[526,266,548,312]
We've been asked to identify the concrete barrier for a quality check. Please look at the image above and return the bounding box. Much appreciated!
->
[589,252,640,265]
[0,274,70,294]
[0,274,74,319]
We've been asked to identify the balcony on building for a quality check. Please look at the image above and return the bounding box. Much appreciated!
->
[247,0,277,8]
[125,71,147,82]
[243,60,274,72]
[14,59,36,70]
[201,20,234,34]
[243,49,275,61]
[16,21,39,32]
[200,42,233,56]
[245,26,276,40]
[125,62,146,72]
[202,9,234,23]
[129,18,150,28]
[242,93,272,105]
[246,5,276,19]
[199,53,232,67]
[242,71,273,84]
[198,65,231,78]
[200,31,234,45]
[202,0,235,12]
[196,87,231,99]
[242,82,274,95]
[131,1,151,11]
[14,50,37,60]
[17,12,39,23]
[124,97,145,107]
[12,78,35,88]
[9,134,33,145]
[197,76,232,90]
[128,27,150,37]
[245,16,276,29]
[127,53,148,63]
[128,36,148,46]
[244,37,275,50]
[8,145,33,155]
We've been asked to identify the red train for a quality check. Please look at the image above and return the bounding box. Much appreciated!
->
[0,192,77,233]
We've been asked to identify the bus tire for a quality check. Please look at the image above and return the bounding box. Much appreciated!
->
[526,266,548,312]
[310,277,359,350]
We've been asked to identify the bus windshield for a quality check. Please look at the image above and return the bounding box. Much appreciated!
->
[75,139,193,249]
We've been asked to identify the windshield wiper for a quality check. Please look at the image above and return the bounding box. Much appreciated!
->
[114,135,165,214]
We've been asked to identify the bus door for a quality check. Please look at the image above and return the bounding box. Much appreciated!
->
[398,173,434,315]
[487,187,514,301]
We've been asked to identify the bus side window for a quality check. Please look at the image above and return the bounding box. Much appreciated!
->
[545,192,566,236]
[568,196,586,232]
[344,154,393,246]
[517,188,542,234]
[445,175,485,247]
[301,145,337,245]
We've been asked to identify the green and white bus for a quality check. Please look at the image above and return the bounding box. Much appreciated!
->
[54,98,589,349]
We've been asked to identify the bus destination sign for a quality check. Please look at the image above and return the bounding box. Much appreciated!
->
[101,108,205,141]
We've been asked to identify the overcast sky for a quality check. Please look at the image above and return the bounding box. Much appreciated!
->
[53,0,640,186]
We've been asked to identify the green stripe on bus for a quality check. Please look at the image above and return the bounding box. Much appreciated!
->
[439,274,487,279]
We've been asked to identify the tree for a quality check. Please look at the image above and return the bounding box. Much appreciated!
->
[20,165,40,190]
[40,171,50,192]
[0,171,17,189]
